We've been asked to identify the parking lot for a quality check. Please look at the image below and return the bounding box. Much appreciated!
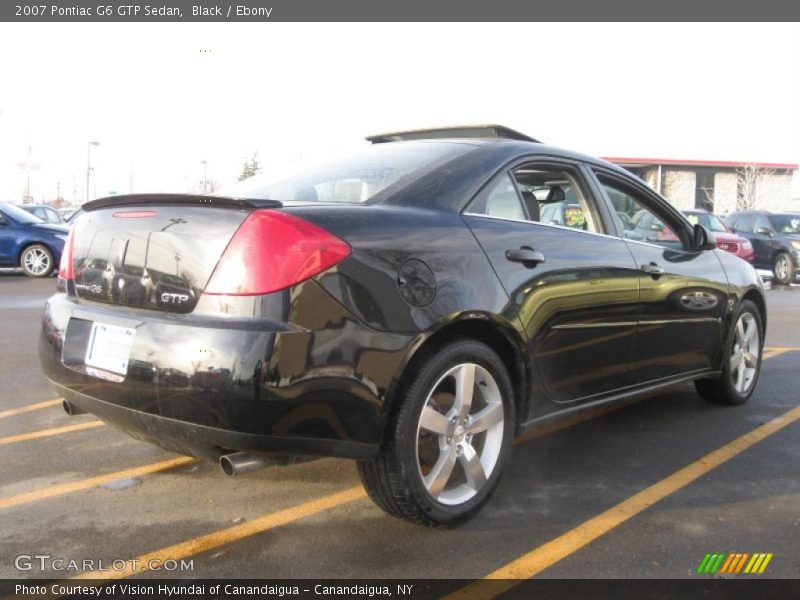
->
[1,272,799,587]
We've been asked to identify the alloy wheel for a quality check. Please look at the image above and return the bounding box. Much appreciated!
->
[774,255,789,281]
[23,247,51,276]
[415,363,505,506]
[730,312,760,394]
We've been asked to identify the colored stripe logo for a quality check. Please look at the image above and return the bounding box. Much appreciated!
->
[696,552,773,574]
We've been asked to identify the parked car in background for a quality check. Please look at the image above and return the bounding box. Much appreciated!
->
[726,210,800,284]
[19,203,66,224]
[683,209,753,262]
[65,208,83,225]
[59,207,78,221]
[0,202,68,276]
[40,125,766,527]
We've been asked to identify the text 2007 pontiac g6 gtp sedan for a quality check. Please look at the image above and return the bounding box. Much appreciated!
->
[40,125,765,526]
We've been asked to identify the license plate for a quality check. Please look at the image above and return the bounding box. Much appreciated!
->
[84,322,136,377]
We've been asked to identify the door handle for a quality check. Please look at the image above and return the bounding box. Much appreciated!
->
[640,262,665,277]
[506,247,545,265]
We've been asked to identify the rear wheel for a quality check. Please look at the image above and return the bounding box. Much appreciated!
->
[20,244,54,278]
[772,252,796,285]
[358,339,515,527]
[695,300,763,405]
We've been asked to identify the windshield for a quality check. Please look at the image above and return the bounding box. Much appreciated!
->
[769,214,800,234]
[0,203,45,225]
[218,142,472,203]
[685,211,727,232]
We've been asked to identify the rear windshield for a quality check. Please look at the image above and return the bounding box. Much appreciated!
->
[0,203,44,224]
[218,141,472,204]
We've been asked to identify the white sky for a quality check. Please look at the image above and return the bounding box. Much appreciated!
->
[1,22,798,204]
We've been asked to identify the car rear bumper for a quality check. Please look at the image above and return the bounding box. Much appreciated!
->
[39,286,414,461]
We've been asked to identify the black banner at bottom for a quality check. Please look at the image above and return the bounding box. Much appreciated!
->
[3,579,800,600]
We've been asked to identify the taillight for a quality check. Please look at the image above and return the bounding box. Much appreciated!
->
[204,210,351,296]
[58,228,76,281]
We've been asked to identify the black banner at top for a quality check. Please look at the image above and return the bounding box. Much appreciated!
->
[3,0,800,22]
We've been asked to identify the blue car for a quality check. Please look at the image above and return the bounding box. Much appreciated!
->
[0,202,69,277]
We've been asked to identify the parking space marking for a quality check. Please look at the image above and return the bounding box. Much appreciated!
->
[71,486,368,580]
[0,456,195,510]
[0,421,104,446]
[447,403,800,599]
[762,347,799,360]
[0,398,63,419]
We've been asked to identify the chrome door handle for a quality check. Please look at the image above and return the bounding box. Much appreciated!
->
[640,262,665,277]
[506,247,545,266]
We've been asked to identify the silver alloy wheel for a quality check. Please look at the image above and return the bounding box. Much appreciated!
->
[415,363,505,506]
[22,247,51,276]
[730,312,760,394]
[774,255,789,281]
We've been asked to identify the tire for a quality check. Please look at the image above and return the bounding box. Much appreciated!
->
[695,299,763,405]
[19,244,55,278]
[358,339,515,527]
[772,252,796,285]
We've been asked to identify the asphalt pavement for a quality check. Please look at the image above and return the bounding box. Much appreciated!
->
[1,270,798,586]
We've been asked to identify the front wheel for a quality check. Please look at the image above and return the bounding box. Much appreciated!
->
[695,299,763,405]
[358,339,515,527]
[20,244,55,278]
[772,252,796,285]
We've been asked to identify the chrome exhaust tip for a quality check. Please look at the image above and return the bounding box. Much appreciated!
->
[219,452,268,476]
[62,399,86,416]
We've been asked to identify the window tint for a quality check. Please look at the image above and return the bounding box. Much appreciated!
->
[597,176,683,249]
[735,214,755,233]
[218,141,471,204]
[754,215,773,232]
[770,214,800,234]
[511,165,601,233]
[468,173,525,220]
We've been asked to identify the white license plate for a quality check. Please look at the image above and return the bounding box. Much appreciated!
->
[84,322,136,377]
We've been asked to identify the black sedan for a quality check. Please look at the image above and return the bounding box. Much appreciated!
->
[40,126,766,526]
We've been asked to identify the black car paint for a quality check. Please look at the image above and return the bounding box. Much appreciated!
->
[39,140,765,463]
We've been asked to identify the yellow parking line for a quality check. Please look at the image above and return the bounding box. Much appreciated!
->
[71,485,368,580]
[447,403,800,599]
[0,398,64,419]
[0,456,196,510]
[0,421,104,446]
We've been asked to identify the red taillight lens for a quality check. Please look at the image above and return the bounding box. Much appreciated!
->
[58,228,76,280]
[204,210,351,296]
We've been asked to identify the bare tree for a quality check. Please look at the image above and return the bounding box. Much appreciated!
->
[238,152,261,182]
[736,163,775,211]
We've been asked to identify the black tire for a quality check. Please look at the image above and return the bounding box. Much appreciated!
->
[358,339,515,527]
[19,244,55,278]
[772,252,796,286]
[695,299,763,405]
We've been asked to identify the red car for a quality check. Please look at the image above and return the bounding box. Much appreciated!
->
[683,209,754,262]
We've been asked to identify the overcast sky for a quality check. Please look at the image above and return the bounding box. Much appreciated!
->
[0,22,798,204]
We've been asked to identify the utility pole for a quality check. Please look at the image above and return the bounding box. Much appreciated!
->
[201,160,208,193]
[86,141,100,202]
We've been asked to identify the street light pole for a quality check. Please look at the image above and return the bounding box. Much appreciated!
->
[86,141,100,203]
[201,160,208,194]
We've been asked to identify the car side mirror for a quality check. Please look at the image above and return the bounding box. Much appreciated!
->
[692,224,716,251]
[754,227,773,237]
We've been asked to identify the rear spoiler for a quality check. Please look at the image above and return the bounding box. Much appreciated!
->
[83,193,282,212]
[366,124,542,144]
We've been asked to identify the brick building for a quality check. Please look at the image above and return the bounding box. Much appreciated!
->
[605,157,799,216]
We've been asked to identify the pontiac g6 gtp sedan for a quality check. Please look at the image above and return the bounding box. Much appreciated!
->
[40,126,766,526]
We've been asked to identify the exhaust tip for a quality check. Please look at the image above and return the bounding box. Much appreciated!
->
[220,455,236,477]
[62,400,86,416]
[219,452,267,477]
